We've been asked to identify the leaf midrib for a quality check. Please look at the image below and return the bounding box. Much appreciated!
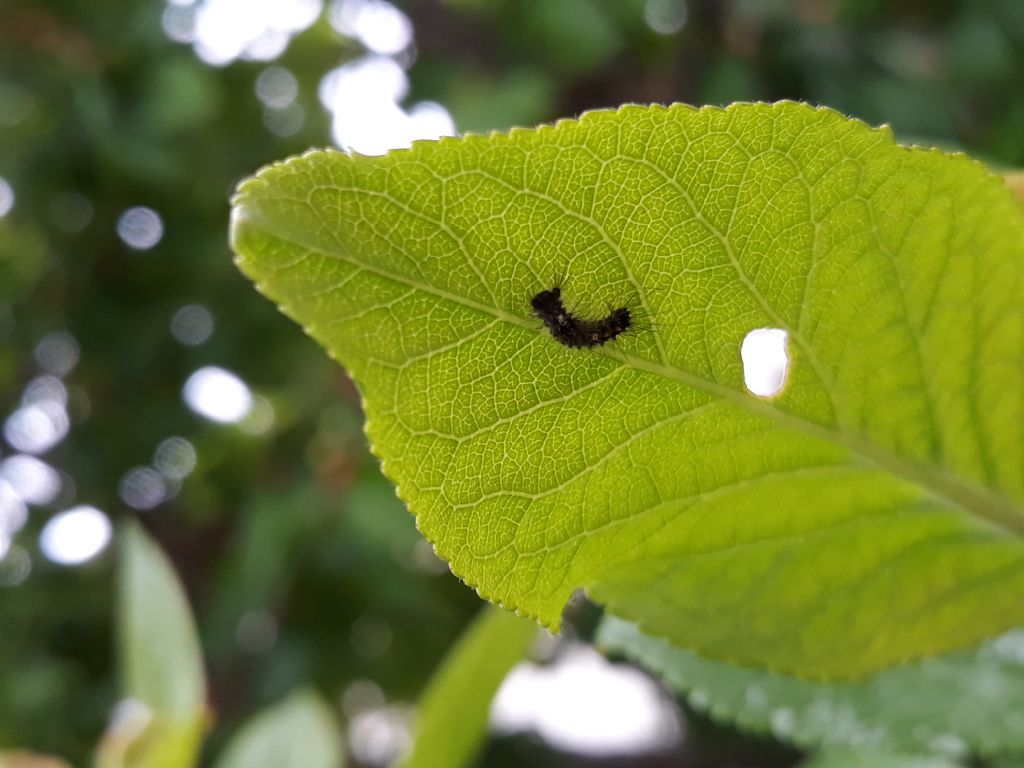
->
[232,203,1024,537]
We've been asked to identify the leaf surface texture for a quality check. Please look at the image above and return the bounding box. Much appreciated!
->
[231,103,1024,678]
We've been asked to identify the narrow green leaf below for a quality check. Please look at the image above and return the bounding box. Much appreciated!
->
[400,606,538,768]
[107,523,206,768]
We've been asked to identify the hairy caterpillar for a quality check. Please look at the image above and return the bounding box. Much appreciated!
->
[531,287,632,348]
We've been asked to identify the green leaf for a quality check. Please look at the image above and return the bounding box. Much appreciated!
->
[401,607,537,768]
[213,690,344,768]
[98,524,207,768]
[799,750,963,768]
[597,616,1024,758]
[230,102,1024,679]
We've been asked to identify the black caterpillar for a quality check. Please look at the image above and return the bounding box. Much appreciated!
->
[531,287,632,348]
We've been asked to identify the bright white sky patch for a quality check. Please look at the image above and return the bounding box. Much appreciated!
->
[741,328,790,397]
[320,54,407,109]
[183,366,253,424]
[329,0,413,55]
[39,505,112,565]
[181,0,322,65]
[491,644,682,756]
[320,55,455,156]
[407,101,456,140]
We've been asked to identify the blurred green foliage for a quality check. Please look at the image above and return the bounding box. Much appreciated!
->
[1,0,1022,766]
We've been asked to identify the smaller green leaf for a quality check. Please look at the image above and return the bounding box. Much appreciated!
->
[119,523,205,722]
[597,616,1024,758]
[800,750,963,768]
[213,690,344,768]
[98,524,207,768]
[401,607,538,768]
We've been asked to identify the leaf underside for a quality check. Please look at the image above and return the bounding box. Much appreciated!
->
[230,102,1024,679]
[799,750,963,768]
[598,616,1024,758]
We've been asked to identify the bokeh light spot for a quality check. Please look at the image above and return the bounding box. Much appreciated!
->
[39,505,112,565]
[330,0,413,55]
[163,3,197,43]
[170,304,215,346]
[34,332,80,377]
[0,177,16,217]
[0,545,32,587]
[4,401,70,454]
[0,480,28,540]
[117,206,164,250]
[644,0,688,35]
[22,375,68,408]
[1,455,62,506]
[238,394,275,435]
[188,0,323,66]
[119,467,168,511]
[348,704,413,766]
[263,103,306,136]
[342,679,385,717]
[154,436,197,480]
[255,65,299,108]
[183,366,253,423]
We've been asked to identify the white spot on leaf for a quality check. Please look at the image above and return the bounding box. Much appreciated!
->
[741,328,789,397]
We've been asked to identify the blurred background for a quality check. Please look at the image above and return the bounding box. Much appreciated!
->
[1,0,1023,765]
